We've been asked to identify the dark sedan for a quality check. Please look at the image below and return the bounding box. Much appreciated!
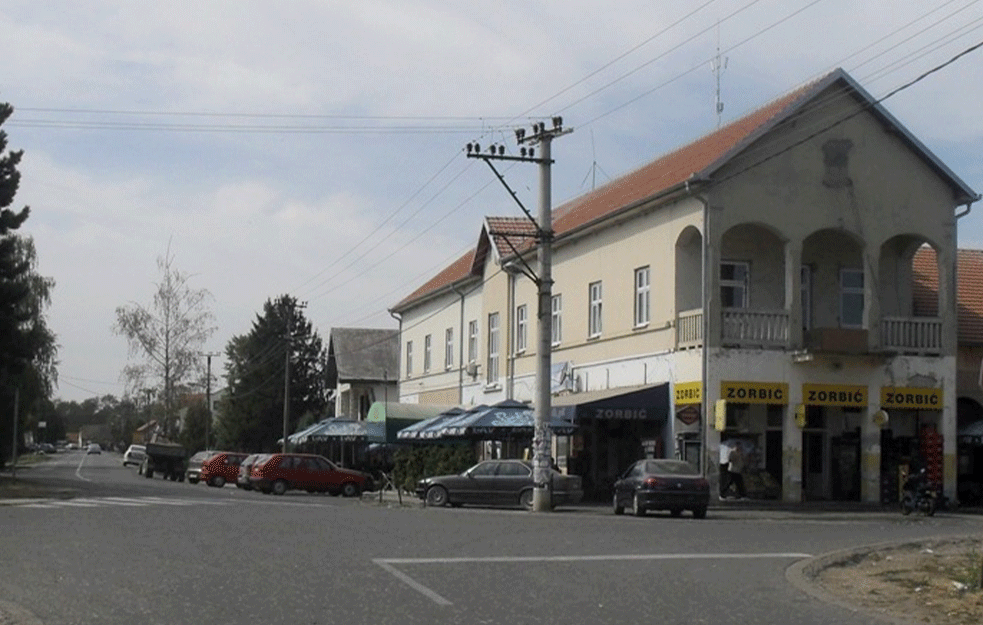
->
[613,459,709,518]
[416,459,583,510]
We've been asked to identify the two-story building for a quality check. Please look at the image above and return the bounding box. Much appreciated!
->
[390,68,979,504]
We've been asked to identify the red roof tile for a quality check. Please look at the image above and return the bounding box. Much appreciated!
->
[913,247,983,344]
[395,68,975,311]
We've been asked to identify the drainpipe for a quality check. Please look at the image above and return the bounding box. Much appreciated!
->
[687,176,711,479]
[450,284,466,405]
[388,309,402,403]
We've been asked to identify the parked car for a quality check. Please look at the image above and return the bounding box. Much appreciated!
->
[185,450,217,484]
[237,453,269,490]
[200,452,248,487]
[612,459,709,519]
[85,443,102,455]
[416,459,583,510]
[122,444,146,467]
[37,443,57,455]
[248,453,373,497]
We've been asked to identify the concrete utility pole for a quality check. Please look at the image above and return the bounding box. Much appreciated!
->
[203,352,220,451]
[282,301,307,453]
[466,117,572,512]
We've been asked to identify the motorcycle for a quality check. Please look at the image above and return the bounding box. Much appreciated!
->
[900,468,937,516]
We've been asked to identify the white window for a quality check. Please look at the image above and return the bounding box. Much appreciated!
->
[514,304,527,354]
[405,341,413,377]
[634,266,650,327]
[551,294,562,346]
[720,261,749,308]
[468,320,478,363]
[445,328,454,369]
[840,268,864,328]
[487,312,500,383]
[588,281,603,338]
[423,334,432,373]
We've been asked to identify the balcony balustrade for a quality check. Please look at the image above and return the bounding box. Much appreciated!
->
[675,308,703,348]
[722,308,789,348]
[880,317,942,354]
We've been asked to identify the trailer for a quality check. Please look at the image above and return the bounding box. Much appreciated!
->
[142,441,187,481]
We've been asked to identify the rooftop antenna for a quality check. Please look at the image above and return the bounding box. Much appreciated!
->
[710,20,728,129]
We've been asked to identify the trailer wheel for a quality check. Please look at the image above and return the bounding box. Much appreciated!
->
[145,467,153,479]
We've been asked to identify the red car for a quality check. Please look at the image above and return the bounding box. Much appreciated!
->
[249,453,373,497]
[200,452,249,488]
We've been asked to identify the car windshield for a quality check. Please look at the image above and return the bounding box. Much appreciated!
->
[645,460,699,475]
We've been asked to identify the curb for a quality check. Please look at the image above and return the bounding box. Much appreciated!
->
[784,534,983,625]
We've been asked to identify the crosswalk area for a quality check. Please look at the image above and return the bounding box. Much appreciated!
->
[14,496,233,510]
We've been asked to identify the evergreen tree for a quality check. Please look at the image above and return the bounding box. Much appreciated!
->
[215,295,328,452]
[0,102,57,467]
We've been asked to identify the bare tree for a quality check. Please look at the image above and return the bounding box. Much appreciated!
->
[113,250,216,439]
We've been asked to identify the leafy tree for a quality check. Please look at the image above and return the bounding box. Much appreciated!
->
[0,102,57,466]
[215,295,328,452]
[178,399,210,453]
[113,250,215,439]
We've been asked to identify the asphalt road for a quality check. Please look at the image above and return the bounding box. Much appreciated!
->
[2,451,981,625]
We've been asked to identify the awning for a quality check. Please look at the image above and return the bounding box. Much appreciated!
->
[366,402,461,443]
[958,418,983,445]
[437,399,577,439]
[550,383,669,423]
[396,406,473,441]
[292,418,386,444]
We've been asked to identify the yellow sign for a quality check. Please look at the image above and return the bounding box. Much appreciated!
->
[674,382,702,405]
[714,399,727,431]
[803,383,867,407]
[880,387,943,410]
[720,381,788,405]
[795,404,807,428]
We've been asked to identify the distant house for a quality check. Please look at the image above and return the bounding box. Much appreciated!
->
[327,328,399,420]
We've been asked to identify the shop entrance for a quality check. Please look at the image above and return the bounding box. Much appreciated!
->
[569,418,662,501]
[800,405,862,501]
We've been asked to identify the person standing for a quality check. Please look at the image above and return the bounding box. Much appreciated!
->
[718,439,732,499]
[726,442,748,499]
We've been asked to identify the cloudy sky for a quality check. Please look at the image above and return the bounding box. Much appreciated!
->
[2,0,982,402]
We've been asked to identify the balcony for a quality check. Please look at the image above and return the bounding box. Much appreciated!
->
[880,317,942,355]
[675,308,703,349]
[722,308,789,348]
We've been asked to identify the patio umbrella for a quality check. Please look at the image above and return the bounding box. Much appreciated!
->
[307,418,386,443]
[395,407,467,441]
[438,399,577,439]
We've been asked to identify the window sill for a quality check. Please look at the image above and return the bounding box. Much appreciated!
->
[483,382,502,393]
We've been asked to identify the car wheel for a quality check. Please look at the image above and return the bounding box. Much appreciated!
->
[519,489,534,510]
[188,477,198,484]
[670,507,683,517]
[692,507,708,519]
[631,493,645,517]
[613,493,624,515]
[271,480,288,496]
[145,467,153,479]
[212,475,226,488]
[425,486,449,507]
[341,482,360,498]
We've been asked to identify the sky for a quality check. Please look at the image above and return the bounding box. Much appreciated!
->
[2,0,982,403]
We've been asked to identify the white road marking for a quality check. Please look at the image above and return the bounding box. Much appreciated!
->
[373,552,813,606]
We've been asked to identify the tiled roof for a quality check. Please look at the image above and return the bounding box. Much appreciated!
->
[394,68,977,311]
[393,248,476,310]
[485,216,538,258]
[913,247,983,344]
[328,327,399,381]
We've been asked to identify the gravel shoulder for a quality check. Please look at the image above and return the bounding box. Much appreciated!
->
[791,537,983,625]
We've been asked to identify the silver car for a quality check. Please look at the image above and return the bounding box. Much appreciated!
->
[123,444,146,467]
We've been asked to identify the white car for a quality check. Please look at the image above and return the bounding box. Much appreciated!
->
[86,443,102,455]
[123,444,146,467]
